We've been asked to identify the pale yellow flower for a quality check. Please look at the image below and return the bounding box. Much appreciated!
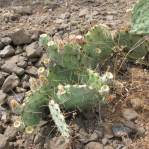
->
[99,85,110,95]
[39,75,48,85]
[38,67,45,75]
[43,58,51,65]
[25,126,34,134]
[57,84,66,95]
[14,120,21,128]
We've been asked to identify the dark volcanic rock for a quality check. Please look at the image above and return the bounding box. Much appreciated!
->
[2,74,20,93]
[11,29,32,45]
[25,41,42,58]
[1,63,24,76]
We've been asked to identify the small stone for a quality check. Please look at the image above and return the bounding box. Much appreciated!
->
[14,6,32,15]
[59,12,70,19]
[55,19,64,24]
[22,81,30,89]
[34,133,43,144]
[79,8,88,17]
[48,136,69,149]
[1,37,12,45]
[94,127,104,138]
[31,30,43,41]
[104,124,114,139]
[89,132,98,141]
[0,123,5,133]
[85,142,104,149]
[0,41,4,50]
[16,87,26,93]
[14,93,25,103]
[0,73,5,87]
[102,138,108,145]
[15,46,24,54]
[137,127,145,136]
[112,123,132,137]
[130,98,143,110]
[78,128,90,143]
[8,142,15,149]
[4,126,17,141]
[0,58,5,67]
[122,108,138,121]
[0,71,9,77]
[11,29,32,45]
[2,74,20,93]
[104,145,114,149]
[36,53,48,67]
[17,60,27,68]
[106,15,114,21]
[0,45,15,57]
[0,90,7,105]
[1,111,10,123]
[0,134,8,149]
[26,66,38,77]
[25,42,42,58]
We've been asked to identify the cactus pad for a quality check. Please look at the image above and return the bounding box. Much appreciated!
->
[49,100,70,138]
[131,0,149,35]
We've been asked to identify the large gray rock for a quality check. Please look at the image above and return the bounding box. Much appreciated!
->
[25,42,42,58]
[2,74,20,93]
[0,45,15,58]
[104,145,114,149]
[0,134,9,149]
[11,29,32,45]
[0,90,7,105]
[1,55,27,75]
[1,63,24,76]
[4,55,27,66]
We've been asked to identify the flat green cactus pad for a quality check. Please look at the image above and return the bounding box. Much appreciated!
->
[55,84,104,109]
[115,31,148,60]
[83,25,114,66]
[131,0,149,34]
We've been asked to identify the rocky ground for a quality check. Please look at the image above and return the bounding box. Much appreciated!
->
[0,0,149,149]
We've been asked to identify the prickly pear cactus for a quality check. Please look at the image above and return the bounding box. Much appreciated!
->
[49,100,70,138]
[21,27,115,136]
[131,0,149,35]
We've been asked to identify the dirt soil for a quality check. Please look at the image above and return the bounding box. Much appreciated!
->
[0,0,149,149]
